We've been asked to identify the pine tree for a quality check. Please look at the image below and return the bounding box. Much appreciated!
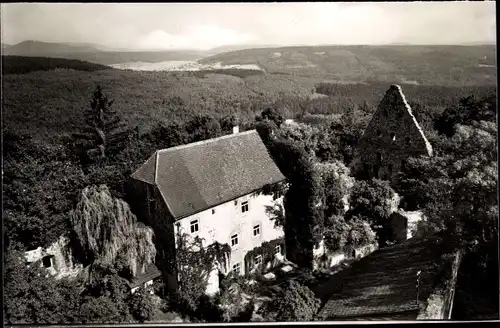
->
[73,85,131,164]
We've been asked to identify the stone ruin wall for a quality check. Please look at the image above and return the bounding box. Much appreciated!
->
[24,236,83,279]
[354,85,433,181]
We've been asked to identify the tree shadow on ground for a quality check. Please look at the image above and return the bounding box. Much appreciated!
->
[232,300,255,322]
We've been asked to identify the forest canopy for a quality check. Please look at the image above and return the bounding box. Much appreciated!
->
[2,55,497,323]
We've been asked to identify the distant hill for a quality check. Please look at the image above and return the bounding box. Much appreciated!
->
[59,41,116,51]
[199,44,497,86]
[2,55,112,74]
[4,40,208,65]
[4,40,102,55]
[206,44,281,55]
[460,41,496,46]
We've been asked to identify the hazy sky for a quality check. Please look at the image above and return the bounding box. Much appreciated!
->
[1,2,496,50]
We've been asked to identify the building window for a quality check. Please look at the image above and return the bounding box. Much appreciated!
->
[275,245,282,255]
[231,234,239,247]
[241,201,249,213]
[232,263,241,275]
[253,225,260,237]
[212,209,216,215]
[190,220,199,233]
[42,255,53,268]
[254,254,263,267]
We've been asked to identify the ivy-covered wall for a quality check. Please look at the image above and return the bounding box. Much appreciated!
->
[243,237,285,275]
[173,188,285,279]
[313,239,379,271]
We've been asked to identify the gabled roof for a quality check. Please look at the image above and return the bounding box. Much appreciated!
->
[127,264,162,289]
[359,84,433,157]
[317,237,444,320]
[131,130,286,219]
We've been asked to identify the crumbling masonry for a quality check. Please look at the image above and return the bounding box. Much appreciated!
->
[352,84,433,181]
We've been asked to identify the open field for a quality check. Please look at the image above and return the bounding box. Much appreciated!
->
[200,45,497,86]
[5,43,496,86]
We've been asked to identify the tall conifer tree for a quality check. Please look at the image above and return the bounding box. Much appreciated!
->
[73,85,130,164]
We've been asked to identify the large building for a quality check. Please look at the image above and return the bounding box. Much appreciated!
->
[129,128,287,294]
[352,84,433,181]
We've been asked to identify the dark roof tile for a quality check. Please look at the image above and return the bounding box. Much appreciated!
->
[131,130,286,219]
[318,237,444,319]
[127,263,162,289]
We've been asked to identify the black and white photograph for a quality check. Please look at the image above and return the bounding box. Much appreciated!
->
[1,1,498,324]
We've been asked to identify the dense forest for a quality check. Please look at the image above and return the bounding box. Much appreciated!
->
[2,56,112,74]
[200,45,497,85]
[3,66,495,141]
[2,58,498,323]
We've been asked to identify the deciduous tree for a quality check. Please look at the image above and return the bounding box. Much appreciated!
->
[3,248,82,324]
[173,232,230,314]
[265,280,320,322]
[256,107,284,127]
[127,287,157,323]
[347,179,396,246]
[70,185,156,280]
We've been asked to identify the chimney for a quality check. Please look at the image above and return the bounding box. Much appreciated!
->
[232,126,239,134]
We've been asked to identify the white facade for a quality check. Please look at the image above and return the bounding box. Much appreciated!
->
[130,280,155,294]
[174,190,284,286]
